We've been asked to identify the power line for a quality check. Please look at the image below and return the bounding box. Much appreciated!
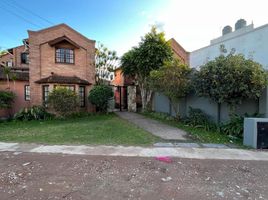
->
[0,2,42,28]
[4,0,54,26]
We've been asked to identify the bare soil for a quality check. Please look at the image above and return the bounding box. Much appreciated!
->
[0,152,267,200]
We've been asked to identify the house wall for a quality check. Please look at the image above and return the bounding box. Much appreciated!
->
[28,24,96,109]
[0,80,30,117]
[0,53,13,66]
[190,24,268,69]
[169,38,189,64]
[189,23,268,118]
[13,45,29,68]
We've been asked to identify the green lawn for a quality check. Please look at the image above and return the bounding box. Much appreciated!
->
[142,112,243,147]
[0,114,160,146]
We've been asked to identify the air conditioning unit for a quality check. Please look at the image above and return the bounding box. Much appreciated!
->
[244,118,268,149]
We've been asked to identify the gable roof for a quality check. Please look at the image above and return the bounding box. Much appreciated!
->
[169,38,188,53]
[28,23,95,44]
[48,36,81,49]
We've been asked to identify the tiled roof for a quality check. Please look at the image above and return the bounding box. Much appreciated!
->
[0,66,29,81]
[35,74,91,85]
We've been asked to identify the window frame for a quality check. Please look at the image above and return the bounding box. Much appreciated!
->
[79,86,86,107]
[42,85,49,107]
[55,48,75,64]
[54,85,75,92]
[21,52,29,64]
[24,85,30,101]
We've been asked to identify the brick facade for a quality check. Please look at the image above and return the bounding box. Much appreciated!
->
[169,38,189,64]
[0,24,96,117]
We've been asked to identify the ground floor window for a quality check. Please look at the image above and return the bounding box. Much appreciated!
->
[54,85,75,92]
[42,85,49,107]
[24,85,30,101]
[79,86,85,107]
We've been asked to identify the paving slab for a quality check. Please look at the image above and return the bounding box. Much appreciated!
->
[0,142,268,161]
[116,111,187,140]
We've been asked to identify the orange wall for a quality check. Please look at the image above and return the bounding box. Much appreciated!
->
[0,80,30,117]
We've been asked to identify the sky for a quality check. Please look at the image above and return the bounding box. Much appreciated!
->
[0,0,268,56]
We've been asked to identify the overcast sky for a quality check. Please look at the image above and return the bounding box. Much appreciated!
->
[0,0,268,56]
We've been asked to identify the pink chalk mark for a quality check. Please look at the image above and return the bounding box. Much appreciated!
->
[155,156,172,163]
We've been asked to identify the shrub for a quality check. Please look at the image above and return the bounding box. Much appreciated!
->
[220,113,262,138]
[185,107,216,131]
[14,106,54,121]
[88,85,113,112]
[48,87,79,116]
[0,91,16,109]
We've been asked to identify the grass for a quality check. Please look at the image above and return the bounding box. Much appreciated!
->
[142,111,243,147]
[0,113,160,146]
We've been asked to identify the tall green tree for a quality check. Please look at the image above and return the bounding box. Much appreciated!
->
[194,52,268,123]
[121,27,173,111]
[95,43,119,84]
[150,59,191,117]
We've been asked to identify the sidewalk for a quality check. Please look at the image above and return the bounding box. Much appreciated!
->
[116,111,188,140]
[0,142,268,161]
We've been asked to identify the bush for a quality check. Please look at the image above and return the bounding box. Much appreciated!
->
[220,113,262,138]
[184,107,216,131]
[0,91,16,109]
[48,87,79,116]
[14,106,54,121]
[88,85,113,112]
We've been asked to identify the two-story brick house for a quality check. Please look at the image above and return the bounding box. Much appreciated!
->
[0,24,96,117]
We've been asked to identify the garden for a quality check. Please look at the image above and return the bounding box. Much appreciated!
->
[1,27,268,147]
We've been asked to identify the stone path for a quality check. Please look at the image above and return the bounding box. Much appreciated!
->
[0,142,268,160]
[116,111,188,140]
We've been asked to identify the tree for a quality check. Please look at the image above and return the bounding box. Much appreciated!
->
[48,87,79,116]
[150,59,191,117]
[0,50,7,56]
[95,43,119,84]
[194,52,268,124]
[88,85,113,113]
[121,27,173,111]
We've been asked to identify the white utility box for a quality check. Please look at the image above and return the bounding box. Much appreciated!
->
[243,118,268,149]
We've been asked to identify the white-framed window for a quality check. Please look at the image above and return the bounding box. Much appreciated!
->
[6,60,12,67]
[24,85,30,101]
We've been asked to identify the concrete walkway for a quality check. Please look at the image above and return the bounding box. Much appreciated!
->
[0,142,268,161]
[116,112,187,140]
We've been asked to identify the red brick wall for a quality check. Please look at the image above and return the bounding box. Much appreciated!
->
[169,38,189,64]
[28,24,96,110]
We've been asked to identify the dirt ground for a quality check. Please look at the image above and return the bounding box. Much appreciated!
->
[0,152,267,200]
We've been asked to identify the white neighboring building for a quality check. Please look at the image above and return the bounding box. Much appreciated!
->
[190,19,268,69]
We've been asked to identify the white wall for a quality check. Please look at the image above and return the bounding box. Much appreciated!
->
[190,24,268,69]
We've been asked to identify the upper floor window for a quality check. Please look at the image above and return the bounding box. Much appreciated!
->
[55,48,74,64]
[6,60,12,67]
[21,53,29,64]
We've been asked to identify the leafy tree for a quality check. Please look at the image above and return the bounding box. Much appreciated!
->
[48,87,79,116]
[88,85,113,112]
[0,90,15,109]
[0,50,7,56]
[150,59,191,117]
[121,27,173,111]
[194,52,268,123]
[95,43,119,84]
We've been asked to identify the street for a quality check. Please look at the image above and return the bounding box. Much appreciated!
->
[0,152,267,200]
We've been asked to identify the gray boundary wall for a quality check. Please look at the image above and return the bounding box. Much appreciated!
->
[152,90,263,122]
